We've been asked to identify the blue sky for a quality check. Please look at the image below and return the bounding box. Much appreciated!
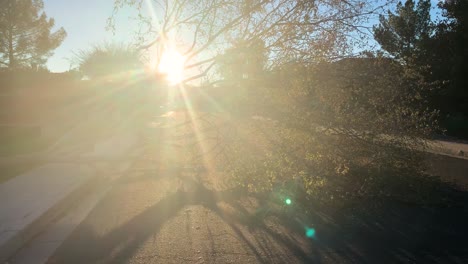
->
[44,0,445,73]
[44,0,141,72]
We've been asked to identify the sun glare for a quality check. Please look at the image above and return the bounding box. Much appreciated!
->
[158,47,185,85]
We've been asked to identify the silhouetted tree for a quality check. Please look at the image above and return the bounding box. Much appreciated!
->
[373,0,468,137]
[0,0,66,69]
[434,0,468,117]
[373,0,433,66]
[112,0,442,205]
[113,0,388,84]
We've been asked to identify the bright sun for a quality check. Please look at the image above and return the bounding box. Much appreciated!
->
[157,48,185,85]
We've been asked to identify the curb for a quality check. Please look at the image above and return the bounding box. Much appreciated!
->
[0,170,103,263]
[0,144,141,263]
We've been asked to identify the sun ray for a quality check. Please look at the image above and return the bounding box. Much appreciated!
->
[179,86,216,173]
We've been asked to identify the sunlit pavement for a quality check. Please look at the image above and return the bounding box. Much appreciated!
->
[0,97,142,263]
[2,130,139,264]
[45,173,315,263]
[5,108,468,264]
[41,111,319,264]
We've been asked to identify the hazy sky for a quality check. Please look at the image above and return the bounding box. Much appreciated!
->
[43,0,444,73]
[44,0,141,72]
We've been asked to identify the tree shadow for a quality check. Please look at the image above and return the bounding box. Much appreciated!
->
[48,170,468,264]
[278,187,468,263]
[47,172,320,264]
[47,160,468,264]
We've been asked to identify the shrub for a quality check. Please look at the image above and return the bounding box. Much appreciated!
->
[74,43,142,80]
[214,58,441,206]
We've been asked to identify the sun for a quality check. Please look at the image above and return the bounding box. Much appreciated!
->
[157,47,185,85]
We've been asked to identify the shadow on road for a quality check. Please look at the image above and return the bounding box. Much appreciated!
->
[45,109,468,263]
[46,167,468,264]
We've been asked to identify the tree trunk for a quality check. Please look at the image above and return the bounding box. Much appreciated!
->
[7,5,15,69]
[8,33,14,68]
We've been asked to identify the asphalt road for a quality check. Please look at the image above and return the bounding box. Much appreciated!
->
[46,111,318,264]
[39,111,468,263]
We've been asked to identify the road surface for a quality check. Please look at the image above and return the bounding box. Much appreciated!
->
[4,107,468,263]
[42,111,468,263]
[42,111,317,264]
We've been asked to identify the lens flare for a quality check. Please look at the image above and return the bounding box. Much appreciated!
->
[306,227,316,238]
[158,47,185,85]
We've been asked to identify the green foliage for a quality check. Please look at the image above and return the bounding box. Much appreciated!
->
[373,0,433,65]
[0,0,66,69]
[433,0,468,117]
[219,58,440,205]
[217,39,267,81]
[373,0,468,138]
[75,43,142,80]
[110,0,449,206]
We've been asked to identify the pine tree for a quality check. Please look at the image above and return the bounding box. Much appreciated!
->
[373,0,433,65]
[0,0,66,69]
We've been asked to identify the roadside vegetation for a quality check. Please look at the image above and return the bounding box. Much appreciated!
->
[1,0,467,213]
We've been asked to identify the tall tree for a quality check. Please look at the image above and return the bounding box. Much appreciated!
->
[372,0,462,134]
[108,0,441,205]
[435,0,468,115]
[0,0,66,69]
[373,0,433,66]
[112,0,388,84]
